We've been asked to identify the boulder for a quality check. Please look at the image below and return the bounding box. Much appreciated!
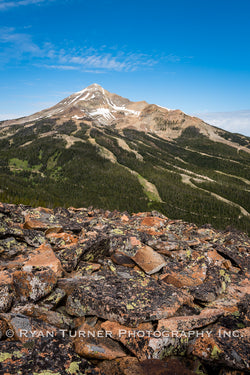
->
[130,245,166,274]
[157,308,224,332]
[190,327,250,370]
[13,268,57,302]
[66,266,192,326]
[23,243,63,277]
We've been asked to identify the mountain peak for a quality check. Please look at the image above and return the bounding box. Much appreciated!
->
[64,83,142,124]
[76,83,105,95]
[87,83,103,89]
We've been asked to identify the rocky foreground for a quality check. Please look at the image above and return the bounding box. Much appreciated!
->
[0,202,249,374]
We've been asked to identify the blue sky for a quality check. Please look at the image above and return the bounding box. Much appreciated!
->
[0,0,250,135]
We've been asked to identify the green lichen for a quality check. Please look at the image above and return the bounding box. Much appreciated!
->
[13,351,23,359]
[112,229,124,235]
[221,281,226,292]
[232,310,240,317]
[211,345,221,359]
[180,337,189,344]
[66,361,81,374]
[159,345,175,358]
[0,352,13,362]
[109,264,116,273]
[0,351,23,362]
[85,265,93,271]
[220,269,225,276]
[197,256,205,261]
[84,253,94,262]
[195,364,207,375]
[220,269,231,283]
[127,303,135,310]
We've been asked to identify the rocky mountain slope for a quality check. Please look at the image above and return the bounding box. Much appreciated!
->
[0,202,249,374]
[0,84,249,234]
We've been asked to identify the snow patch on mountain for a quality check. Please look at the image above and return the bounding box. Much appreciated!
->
[106,97,140,116]
[90,108,116,121]
[157,105,171,111]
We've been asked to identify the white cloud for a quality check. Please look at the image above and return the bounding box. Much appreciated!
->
[197,110,250,137]
[0,0,52,10]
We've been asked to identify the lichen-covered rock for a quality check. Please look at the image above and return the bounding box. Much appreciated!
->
[74,324,127,360]
[160,261,207,288]
[100,320,153,360]
[11,304,72,329]
[190,327,250,370]
[23,243,63,277]
[66,265,192,326]
[214,231,250,272]
[24,207,59,230]
[130,245,166,275]
[157,308,224,332]
[0,312,58,343]
[42,287,67,307]
[13,267,57,302]
[0,285,13,312]
[0,237,27,259]
[110,252,136,268]
[56,233,110,272]
[237,294,250,326]
[46,231,78,248]
[190,267,231,303]
[22,229,46,247]
[0,337,97,374]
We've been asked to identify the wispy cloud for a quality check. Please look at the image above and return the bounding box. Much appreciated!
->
[0,27,42,55]
[0,28,159,73]
[36,64,78,70]
[0,0,52,10]
[164,53,193,63]
[59,51,157,72]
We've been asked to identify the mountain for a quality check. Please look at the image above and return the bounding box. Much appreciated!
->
[0,84,250,233]
[3,83,250,147]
